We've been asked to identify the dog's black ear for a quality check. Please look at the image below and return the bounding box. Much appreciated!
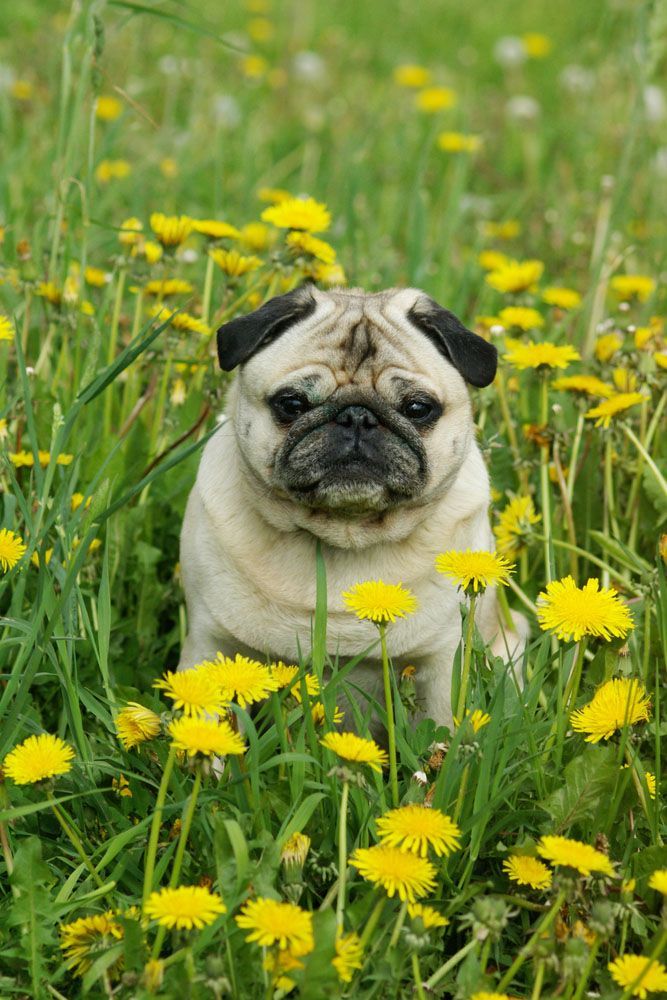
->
[407,295,497,388]
[217,286,317,371]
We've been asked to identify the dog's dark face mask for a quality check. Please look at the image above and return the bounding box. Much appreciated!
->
[217,285,496,518]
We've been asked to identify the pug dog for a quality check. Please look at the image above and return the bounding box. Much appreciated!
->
[178,285,528,727]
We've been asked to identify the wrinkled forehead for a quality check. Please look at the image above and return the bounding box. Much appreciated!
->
[240,290,461,395]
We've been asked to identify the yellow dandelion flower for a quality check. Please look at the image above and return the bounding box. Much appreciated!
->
[167,716,246,757]
[280,833,311,868]
[504,340,581,371]
[144,278,194,296]
[320,731,388,772]
[4,733,75,784]
[154,667,228,717]
[551,375,615,398]
[645,771,657,798]
[261,196,331,233]
[483,220,521,240]
[437,131,482,153]
[610,275,656,302]
[471,994,515,1000]
[258,186,292,204]
[376,804,461,858]
[342,579,417,623]
[497,306,544,330]
[494,496,541,558]
[608,955,667,997]
[235,897,314,955]
[30,548,53,568]
[192,219,241,240]
[142,959,164,992]
[9,449,34,468]
[478,250,514,272]
[537,576,634,642]
[537,835,614,877]
[655,350,667,369]
[333,931,364,983]
[159,157,178,178]
[203,653,279,707]
[95,95,123,121]
[36,280,62,305]
[542,286,581,310]
[486,259,544,294]
[95,159,131,184]
[60,912,123,976]
[311,701,344,726]
[454,708,492,732]
[131,239,163,264]
[435,549,513,593]
[115,702,161,750]
[263,949,304,990]
[394,64,431,88]
[612,367,638,392]
[241,54,268,78]
[595,331,624,362]
[118,217,143,246]
[571,677,651,742]
[149,213,193,247]
[170,378,186,406]
[112,774,132,798]
[209,247,263,277]
[309,260,347,286]
[0,528,27,571]
[0,315,14,341]
[271,661,300,688]
[84,266,109,287]
[585,391,646,428]
[648,869,667,894]
[415,86,457,113]
[286,230,337,263]
[239,221,275,252]
[290,673,320,701]
[144,886,225,930]
[350,844,437,902]
[522,33,552,57]
[502,855,553,890]
[634,326,655,350]
[11,80,33,101]
[170,312,210,335]
[407,903,449,928]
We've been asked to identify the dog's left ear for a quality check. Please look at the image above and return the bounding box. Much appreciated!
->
[217,285,317,371]
[407,295,497,388]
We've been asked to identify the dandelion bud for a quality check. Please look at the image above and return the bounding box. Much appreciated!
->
[589,900,615,939]
[562,937,590,981]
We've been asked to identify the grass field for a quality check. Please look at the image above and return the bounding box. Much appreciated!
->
[1,0,666,997]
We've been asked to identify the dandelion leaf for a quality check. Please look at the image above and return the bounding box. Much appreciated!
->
[540,746,618,832]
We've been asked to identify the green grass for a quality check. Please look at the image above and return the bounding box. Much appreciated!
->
[0,0,666,996]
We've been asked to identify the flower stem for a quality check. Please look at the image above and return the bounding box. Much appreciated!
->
[571,938,600,1000]
[151,765,203,960]
[379,623,399,808]
[389,900,408,949]
[48,794,105,889]
[455,593,477,723]
[425,937,478,990]
[453,763,470,826]
[496,889,566,991]
[622,422,667,503]
[563,637,588,711]
[531,959,546,1000]
[201,252,215,326]
[359,896,386,949]
[411,952,427,1000]
[566,410,585,503]
[143,745,177,906]
[539,374,554,582]
[336,779,350,932]
[103,266,126,438]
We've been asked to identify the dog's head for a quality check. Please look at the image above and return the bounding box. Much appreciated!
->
[217,285,496,523]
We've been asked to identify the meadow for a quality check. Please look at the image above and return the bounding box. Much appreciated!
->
[0,0,666,996]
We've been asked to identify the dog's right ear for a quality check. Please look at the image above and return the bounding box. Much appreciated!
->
[216,286,317,371]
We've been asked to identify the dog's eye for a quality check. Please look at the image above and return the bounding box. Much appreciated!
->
[270,392,311,422]
[401,397,440,423]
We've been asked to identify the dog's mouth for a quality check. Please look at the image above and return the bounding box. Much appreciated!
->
[273,392,428,513]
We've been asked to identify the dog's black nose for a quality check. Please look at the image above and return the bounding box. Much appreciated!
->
[335,405,378,431]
